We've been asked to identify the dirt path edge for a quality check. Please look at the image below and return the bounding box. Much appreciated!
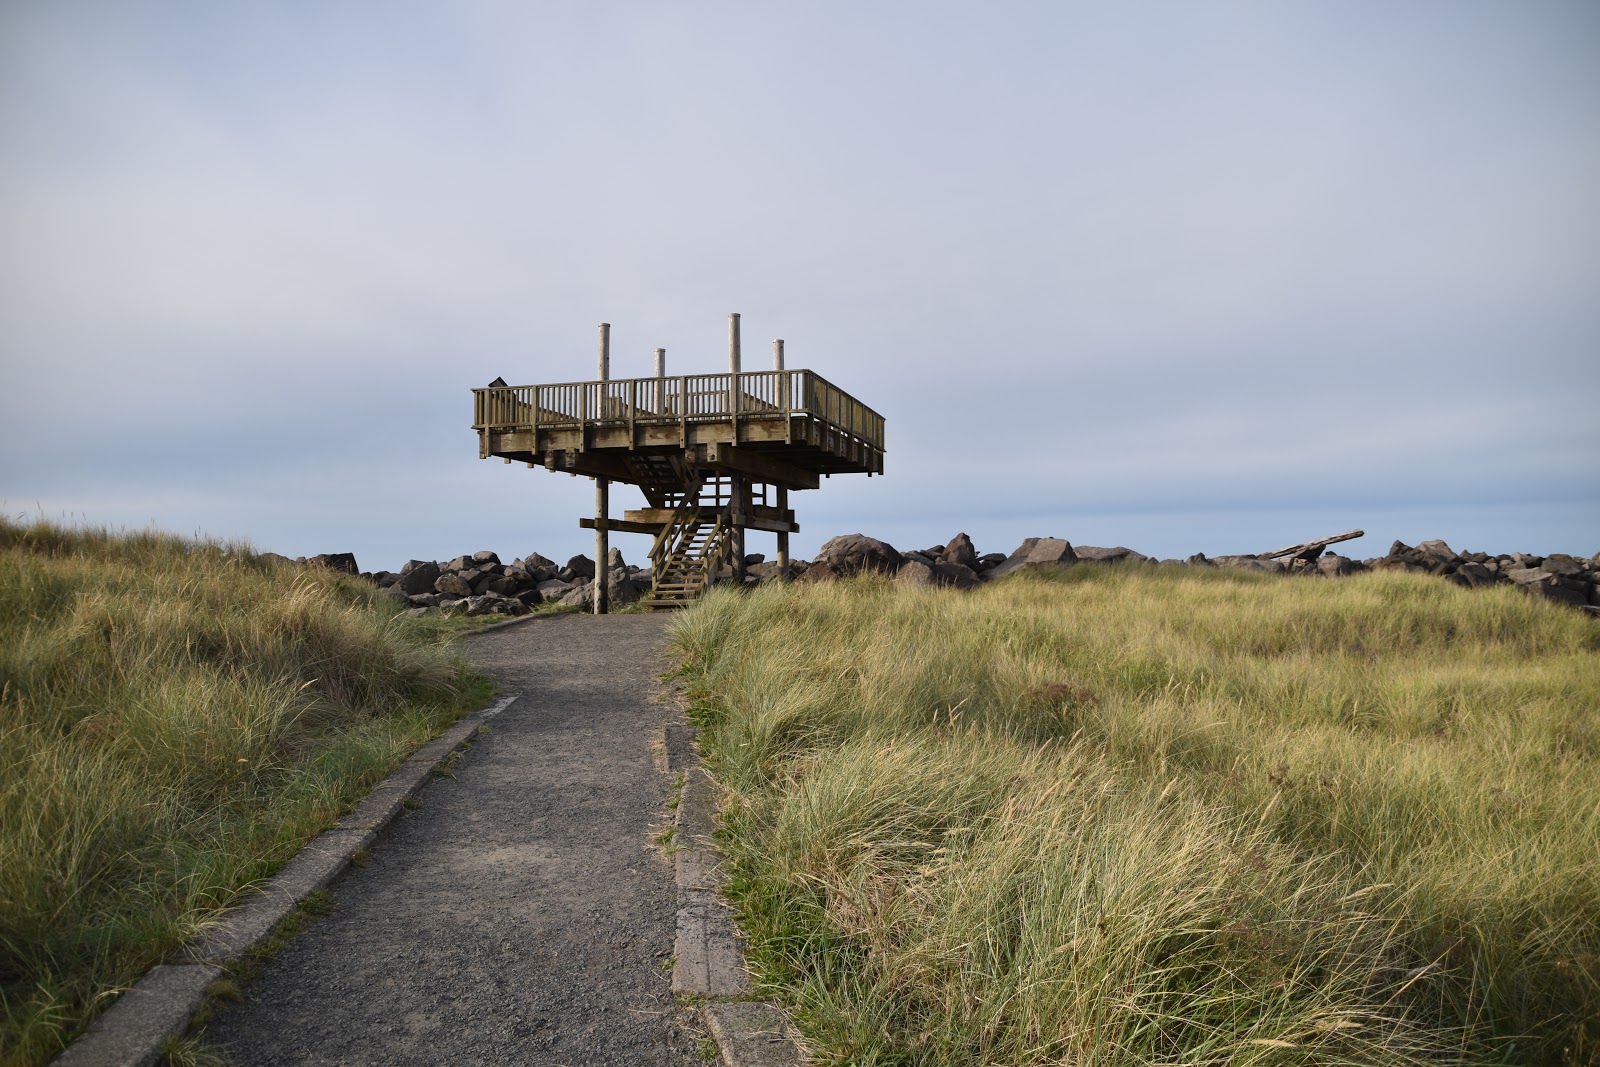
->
[666,719,807,1067]
[49,694,521,1067]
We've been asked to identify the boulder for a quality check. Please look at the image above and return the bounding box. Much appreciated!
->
[896,560,935,587]
[988,537,1076,580]
[1416,539,1458,562]
[471,550,502,566]
[307,552,359,576]
[1316,554,1355,578]
[565,554,596,580]
[407,592,442,608]
[939,533,978,568]
[797,560,842,583]
[606,547,626,570]
[481,575,520,597]
[815,534,902,577]
[536,579,573,598]
[434,572,474,598]
[743,553,765,566]
[1073,545,1147,564]
[444,555,474,574]
[397,561,442,595]
[465,593,526,617]
[932,561,983,590]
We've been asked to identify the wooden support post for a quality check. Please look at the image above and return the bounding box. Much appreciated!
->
[772,338,784,370]
[776,485,789,581]
[594,477,609,614]
[730,474,748,586]
[594,324,610,614]
[654,347,666,414]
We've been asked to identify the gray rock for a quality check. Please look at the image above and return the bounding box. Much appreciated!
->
[397,561,442,596]
[939,533,978,569]
[1074,545,1146,564]
[471,550,502,566]
[481,575,520,597]
[566,554,596,580]
[988,537,1076,580]
[405,606,437,618]
[407,592,442,608]
[1416,539,1457,562]
[434,573,474,598]
[536,579,573,598]
[895,560,934,586]
[1316,554,1355,578]
[797,560,841,583]
[932,561,983,589]
[444,555,474,573]
[815,534,902,577]
[606,547,626,570]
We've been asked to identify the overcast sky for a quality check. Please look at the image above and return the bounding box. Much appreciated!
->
[3,2,1596,571]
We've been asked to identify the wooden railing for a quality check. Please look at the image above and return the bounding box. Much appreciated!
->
[472,369,885,456]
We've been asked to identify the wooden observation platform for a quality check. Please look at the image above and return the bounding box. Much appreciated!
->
[472,314,885,610]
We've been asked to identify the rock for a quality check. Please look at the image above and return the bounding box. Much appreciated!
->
[536,579,573,598]
[439,598,471,617]
[306,552,359,575]
[932,561,983,589]
[378,586,410,605]
[1073,545,1146,564]
[1541,555,1585,577]
[397,561,442,595]
[406,606,437,618]
[606,547,626,570]
[465,593,526,617]
[481,575,520,596]
[988,537,1076,580]
[939,533,978,568]
[815,534,902,577]
[434,573,474,598]
[560,584,594,610]
[471,550,501,566]
[1416,539,1457,562]
[1454,562,1495,587]
[444,555,473,573]
[1187,553,1215,566]
[797,561,841,583]
[566,554,596,580]
[1316,553,1355,578]
[514,589,543,608]
[1213,556,1284,573]
[1505,566,1551,586]
[896,560,934,586]
[743,553,765,566]
[407,592,442,607]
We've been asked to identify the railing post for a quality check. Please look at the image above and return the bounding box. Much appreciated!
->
[654,347,666,414]
[728,312,741,434]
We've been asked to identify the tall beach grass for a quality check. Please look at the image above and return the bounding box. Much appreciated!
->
[0,518,491,1066]
[669,565,1599,1065]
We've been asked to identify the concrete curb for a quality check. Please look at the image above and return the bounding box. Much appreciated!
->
[49,694,521,1067]
[668,722,807,1067]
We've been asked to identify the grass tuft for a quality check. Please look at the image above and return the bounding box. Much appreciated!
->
[669,565,1599,1066]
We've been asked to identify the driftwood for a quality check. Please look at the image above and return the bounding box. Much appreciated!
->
[1261,529,1365,561]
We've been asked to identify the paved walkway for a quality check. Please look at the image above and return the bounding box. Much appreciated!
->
[205,614,703,1066]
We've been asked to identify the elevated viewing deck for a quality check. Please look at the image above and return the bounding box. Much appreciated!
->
[473,316,884,609]
[473,369,884,487]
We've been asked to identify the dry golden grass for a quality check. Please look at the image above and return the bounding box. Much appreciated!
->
[670,565,1599,1065]
[0,518,491,1066]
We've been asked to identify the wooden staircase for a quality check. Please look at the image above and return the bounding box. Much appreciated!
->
[641,467,737,610]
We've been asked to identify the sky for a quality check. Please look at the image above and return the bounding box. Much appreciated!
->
[2,2,1597,572]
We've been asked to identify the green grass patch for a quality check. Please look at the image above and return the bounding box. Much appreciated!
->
[0,518,493,1066]
[668,565,1600,1066]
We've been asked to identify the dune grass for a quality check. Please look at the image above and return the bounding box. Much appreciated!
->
[668,566,1600,1065]
[0,518,493,1066]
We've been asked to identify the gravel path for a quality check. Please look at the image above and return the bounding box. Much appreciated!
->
[205,614,703,1066]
